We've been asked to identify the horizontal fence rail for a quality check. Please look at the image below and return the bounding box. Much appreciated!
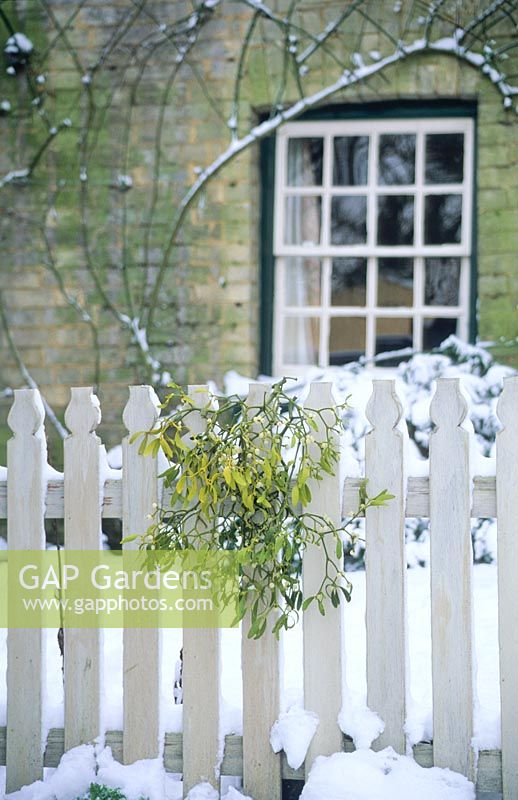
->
[0,377,516,799]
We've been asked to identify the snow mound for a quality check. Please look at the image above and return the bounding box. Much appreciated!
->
[5,745,96,800]
[185,783,219,800]
[270,706,319,769]
[338,691,384,750]
[300,748,475,800]
[222,789,252,800]
[96,746,166,800]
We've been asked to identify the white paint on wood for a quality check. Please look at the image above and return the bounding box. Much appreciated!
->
[63,387,103,751]
[6,389,46,792]
[343,475,496,520]
[303,382,343,774]
[182,386,221,797]
[0,474,498,521]
[122,386,161,764]
[242,383,282,800]
[496,376,518,800]
[365,380,407,752]
[429,378,475,779]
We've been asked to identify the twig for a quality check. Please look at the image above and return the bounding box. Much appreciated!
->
[0,292,68,439]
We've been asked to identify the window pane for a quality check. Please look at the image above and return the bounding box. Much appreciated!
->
[283,317,320,364]
[329,317,366,364]
[424,194,462,244]
[378,258,413,307]
[378,134,416,185]
[331,258,367,306]
[375,317,413,355]
[377,195,414,245]
[285,196,321,245]
[287,138,323,186]
[425,258,461,306]
[284,258,322,306]
[331,196,367,245]
[333,136,369,186]
[425,134,464,184]
[423,317,458,349]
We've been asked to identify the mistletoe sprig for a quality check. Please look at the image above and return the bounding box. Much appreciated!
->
[129,379,393,638]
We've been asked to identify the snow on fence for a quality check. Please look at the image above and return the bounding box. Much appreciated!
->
[1,377,517,799]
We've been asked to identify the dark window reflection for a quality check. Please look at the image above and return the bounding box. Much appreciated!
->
[287,138,323,186]
[423,317,457,349]
[378,134,416,185]
[425,258,461,306]
[375,317,413,359]
[425,134,464,184]
[377,195,414,245]
[329,317,366,364]
[331,196,367,244]
[424,194,462,244]
[331,258,367,306]
[378,258,413,306]
[333,136,369,186]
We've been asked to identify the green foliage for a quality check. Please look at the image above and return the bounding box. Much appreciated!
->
[77,784,148,800]
[130,379,393,638]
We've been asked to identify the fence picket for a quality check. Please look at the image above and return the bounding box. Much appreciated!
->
[63,387,103,751]
[6,389,46,792]
[182,386,221,797]
[303,382,343,773]
[365,380,407,752]
[242,383,281,800]
[429,378,474,779]
[496,376,518,800]
[122,386,161,764]
[1,377,514,793]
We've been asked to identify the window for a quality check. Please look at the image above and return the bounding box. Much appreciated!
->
[272,118,474,373]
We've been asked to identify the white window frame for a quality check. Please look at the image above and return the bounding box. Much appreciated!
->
[272,117,474,375]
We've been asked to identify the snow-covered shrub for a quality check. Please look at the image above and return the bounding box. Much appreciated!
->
[223,336,516,569]
[4,32,33,71]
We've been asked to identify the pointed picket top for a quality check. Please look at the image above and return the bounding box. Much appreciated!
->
[183,385,210,443]
[366,379,404,431]
[430,378,468,430]
[64,387,101,436]
[305,380,334,411]
[246,382,269,407]
[8,388,45,437]
[123,385,160,436]
[497,375,518,432]
[187,384,210,406]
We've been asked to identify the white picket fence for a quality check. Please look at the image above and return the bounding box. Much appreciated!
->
[1,377,517,799]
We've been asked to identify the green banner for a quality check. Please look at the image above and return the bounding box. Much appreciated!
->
[0,549,240,628]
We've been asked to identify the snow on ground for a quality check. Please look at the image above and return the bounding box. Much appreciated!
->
[0,746,475,800]
[300,748,475,800]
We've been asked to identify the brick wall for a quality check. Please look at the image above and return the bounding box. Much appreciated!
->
[0,0,516,456]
